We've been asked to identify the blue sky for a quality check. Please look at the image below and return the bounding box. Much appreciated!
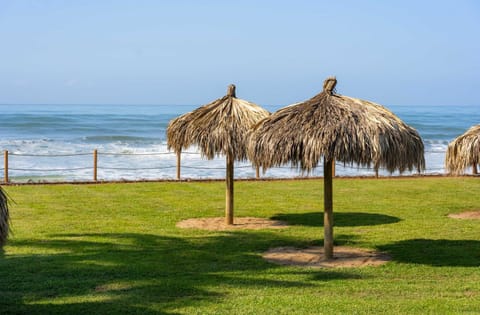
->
[0,0,479,106]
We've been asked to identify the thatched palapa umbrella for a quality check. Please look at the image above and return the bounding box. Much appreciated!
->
[167,84,270,225]
[0,186,10,248]
[248,77,425,259]
[445,124,480,175]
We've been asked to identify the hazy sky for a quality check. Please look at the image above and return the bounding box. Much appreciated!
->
[0,0,479,106]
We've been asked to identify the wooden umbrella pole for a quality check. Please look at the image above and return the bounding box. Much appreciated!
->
[323,157,334,260]
[473,163,478,175]
[225,152,234,225]
[93,149,98,182]
[176,151,181,180]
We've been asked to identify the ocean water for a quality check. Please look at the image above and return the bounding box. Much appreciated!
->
[0,104,478,182]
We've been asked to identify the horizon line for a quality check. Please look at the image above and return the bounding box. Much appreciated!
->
[1,103,478,108]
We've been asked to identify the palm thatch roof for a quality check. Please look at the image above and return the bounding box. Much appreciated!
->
[445,124,480,175]
[247,76,425,260]
[167,84,270,225]
[248,77,425,173]
[0,186,10,248]
[167,84,270,160]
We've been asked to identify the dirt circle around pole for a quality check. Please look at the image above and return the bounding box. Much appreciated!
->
[262,246,391,268]
[448,210,480,219]
[176,217,289,231]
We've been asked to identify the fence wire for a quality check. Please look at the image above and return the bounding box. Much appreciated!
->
[2,149,446,182]
[100,166,176,170]
[9,167,92,172]
[10,153,91,157]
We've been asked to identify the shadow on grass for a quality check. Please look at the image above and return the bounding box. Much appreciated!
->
[272,212,401,227]
[378,239,480,267]
[0,232,363,314]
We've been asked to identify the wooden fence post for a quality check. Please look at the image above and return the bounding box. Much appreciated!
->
[4,150,8,183]
[176,151,181,180]
[93,149,98,182]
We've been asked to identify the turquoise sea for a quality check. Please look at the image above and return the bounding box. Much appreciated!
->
[0,104,478,182]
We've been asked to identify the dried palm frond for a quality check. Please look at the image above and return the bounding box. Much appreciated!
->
[445,124,480,175]
[248,77,425,174]
[0,186,10,248]
[167,84,270,160]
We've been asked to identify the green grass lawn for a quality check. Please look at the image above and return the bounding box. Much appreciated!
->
[1,177,479,314]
